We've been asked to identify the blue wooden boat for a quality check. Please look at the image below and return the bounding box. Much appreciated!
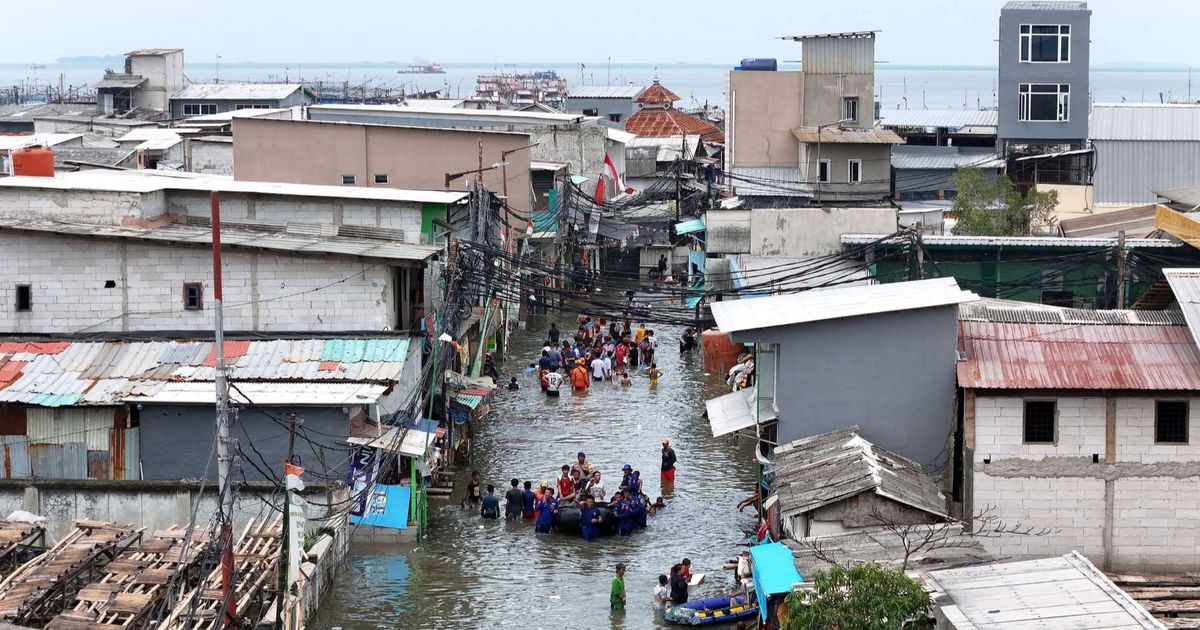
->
[663,594,757,625]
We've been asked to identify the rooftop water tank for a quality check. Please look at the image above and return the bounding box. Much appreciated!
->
[12,145,54,177]
[737,58,778,72]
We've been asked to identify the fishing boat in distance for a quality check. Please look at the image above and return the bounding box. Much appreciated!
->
[398,63,445,74]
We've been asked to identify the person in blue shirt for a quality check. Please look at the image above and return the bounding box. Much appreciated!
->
[521,481,536,521]
[631,492,647,529]
[580,497,603,541]
[614,489,635,536]
[630,470,644,496]
[620,464,634,492]
[534,487,557,533]
[480,485,500,519]
[538,350,553,371]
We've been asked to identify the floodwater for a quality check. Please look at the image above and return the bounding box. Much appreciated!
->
[313,315,760,629]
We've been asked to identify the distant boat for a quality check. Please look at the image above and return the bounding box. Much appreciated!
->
[398,63,445,74]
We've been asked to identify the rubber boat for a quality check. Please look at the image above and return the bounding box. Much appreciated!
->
[552,505,618,535]
[663,594,757,626]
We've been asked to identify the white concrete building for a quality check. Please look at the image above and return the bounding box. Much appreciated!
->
[957,296,1200,571]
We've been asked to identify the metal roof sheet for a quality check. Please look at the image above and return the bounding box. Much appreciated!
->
[926,551,1162,630]
[0,134,86,151]
[773,426,948,519]
[711,277,978,334]
[890,147,1004,170]
[92,76,146,90]
[1002,1,1089,10]
[0,217,440,262]
[878,109,998,129]
[568,85,643,99]
[957,320,1200,390]
[705,389,777,437]
[1163,269,1200,344]
[173,83,303,101]
[1091,103,1200,141]
[792,126,904,144]
[0,337,412,407]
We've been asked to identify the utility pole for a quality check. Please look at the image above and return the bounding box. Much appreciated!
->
[675,136,684,224]
[210,191,237,628]
[275,413,297,630]
[1115,230,1128,309]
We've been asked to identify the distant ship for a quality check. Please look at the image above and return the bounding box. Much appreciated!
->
[398,63,445,74]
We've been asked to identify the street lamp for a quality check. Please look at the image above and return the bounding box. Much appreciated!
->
[815,117,853,203]
[500,142,540,206]
[444,162,507,189]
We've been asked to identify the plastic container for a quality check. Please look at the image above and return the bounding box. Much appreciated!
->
[12,145,54,177]
[737,58,778,72]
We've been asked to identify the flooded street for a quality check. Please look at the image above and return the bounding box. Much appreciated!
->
[314,315,760,629]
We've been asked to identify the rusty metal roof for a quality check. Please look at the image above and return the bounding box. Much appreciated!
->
[957,320,1200,391]
[0,337,411,407]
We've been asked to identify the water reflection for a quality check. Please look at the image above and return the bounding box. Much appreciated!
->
[314,316,759,629]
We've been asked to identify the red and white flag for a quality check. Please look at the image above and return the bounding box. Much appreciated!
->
[604,154,633,194]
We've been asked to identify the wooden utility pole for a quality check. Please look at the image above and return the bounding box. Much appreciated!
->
[210,191,237,628]
[1115,230,1128,309]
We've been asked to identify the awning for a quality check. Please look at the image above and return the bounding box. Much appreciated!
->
[125,382,387,406]
[346,426,436,458]
[706,389,775,437]
[749,542,804,621]
[675,218,705,234]
[399,429,436,457]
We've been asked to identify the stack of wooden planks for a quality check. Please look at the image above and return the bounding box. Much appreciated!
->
[156,516,282,630]
[46,525,210,630]
[0,521,45,577]
[0,519,142,626]
[1110,573,1200,629]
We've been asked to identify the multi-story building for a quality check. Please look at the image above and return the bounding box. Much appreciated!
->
[997,1,1091,151]
[565,85,642,129]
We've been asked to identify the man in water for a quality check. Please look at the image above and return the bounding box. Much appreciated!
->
[679,327,697,353]
[548,322,560,344]
[614,489,635,536]
[580,496,602,542]
[611,563,627,611]
[571,451,592,476]
[480,485,500,519]
[647,362,662,386]
[544,369,564,397]
[534,487,557,533]
[461,470,482,508]
[620,464,635,491]
[506,376,519,391]
[661,438,677,489]
[504,478,523,521]
[556,465,575,502]
[570,359,590,391]
[590,353,607,382]
[669,563,689,605]
[521,481,536,520]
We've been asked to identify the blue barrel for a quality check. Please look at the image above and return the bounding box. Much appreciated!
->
[737,58,777,71]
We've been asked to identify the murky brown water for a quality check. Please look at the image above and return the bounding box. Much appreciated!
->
[313,315,759,629]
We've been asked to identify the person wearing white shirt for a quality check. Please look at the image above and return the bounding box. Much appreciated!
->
[591,356,606,382]
[653,574,671,610]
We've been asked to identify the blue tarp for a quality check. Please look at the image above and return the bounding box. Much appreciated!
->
[675,218,706,234]
[750,542,803,621]
[350,483,411,530]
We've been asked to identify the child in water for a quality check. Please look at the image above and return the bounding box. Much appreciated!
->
[647,362,662,386]
[619,371,631,386]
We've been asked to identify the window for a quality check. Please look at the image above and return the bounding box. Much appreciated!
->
[582,108,598,116]
[1155,401,1189,444]
[843,97,859,122]
[233,103,271,110]
[1020,24,1070,63]
[1019,84,1070,122]
[182,103,218,116]
[341,174,356,185]
[848,159,863,184]
[1023,400,1057,443]
[183,283,203,311]
[14,285,31,312]
[374,173,389,185]
[817,159,832,183]
[608,113,622,123]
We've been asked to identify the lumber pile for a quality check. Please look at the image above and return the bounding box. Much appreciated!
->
[1110,572,1200,629]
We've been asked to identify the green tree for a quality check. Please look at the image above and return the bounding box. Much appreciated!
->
[950,167,1058,236]
[783,563,931,630]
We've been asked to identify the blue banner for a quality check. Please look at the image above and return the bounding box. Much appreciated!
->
[350,484,411,530]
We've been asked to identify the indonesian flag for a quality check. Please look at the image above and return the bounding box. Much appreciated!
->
[593,176,605,204]
[604,154,634,195]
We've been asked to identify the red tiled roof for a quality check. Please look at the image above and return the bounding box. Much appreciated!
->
[624,108,725,142]
[633,81,680,104]
[956,321,1200,390]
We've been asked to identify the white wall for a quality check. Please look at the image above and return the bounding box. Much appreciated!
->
[973,394,1200,571]
[0,232,396,333]
[749,207,897,257]
[187,140,234,175]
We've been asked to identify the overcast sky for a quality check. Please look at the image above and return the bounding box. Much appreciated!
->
[8,0,1195,66]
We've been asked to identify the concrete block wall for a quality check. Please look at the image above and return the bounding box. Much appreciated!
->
[973,394,1200,571]
[0,188,157,225]
[170,191,423,235]
[0,232,394,333]
[188,141,233,175]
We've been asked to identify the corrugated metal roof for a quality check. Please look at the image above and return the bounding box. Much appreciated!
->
[957,319,1200,390]
[891,147,1004,170]
[705,389,777,437]
[1091,103,1200,141]
[1002,1,1089,10]
[92,76,146,90]
[1164,269,1200,344]
[0,337,411,407]
[0,217,440,262]
[173,83,303,101]
[926,551,1163,630]
[773,426,947,519]
[840,233,1185,248]
[791,126,904,144]
[711,277,978,334]
[568,85,643,99]
[0,133,85,151]
[878,109,998,129]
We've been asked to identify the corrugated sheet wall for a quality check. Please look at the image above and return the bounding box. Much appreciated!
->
[1094,140,1200,205]
[27,408,114,450]
[802,38,874,74]
[17,407,139,480]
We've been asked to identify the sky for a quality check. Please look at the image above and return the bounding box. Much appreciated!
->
[6,0,1197,67]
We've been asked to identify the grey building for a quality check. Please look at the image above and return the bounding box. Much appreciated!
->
[706,278,979,472]
[1091,103,1200,205]
[565,85,641,128]
[997,1,1091,150]
[891,146,1004,201]
[170,83,311,118]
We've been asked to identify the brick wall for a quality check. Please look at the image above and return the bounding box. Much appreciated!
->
[973,394,1200,571]
[0,232,395,333]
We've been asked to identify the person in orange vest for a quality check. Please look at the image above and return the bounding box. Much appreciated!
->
[570,359,590,391]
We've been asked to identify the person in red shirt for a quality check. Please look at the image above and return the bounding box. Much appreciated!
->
[556,465,574,500]
[614,341,628,369]
[570,360,590,391]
